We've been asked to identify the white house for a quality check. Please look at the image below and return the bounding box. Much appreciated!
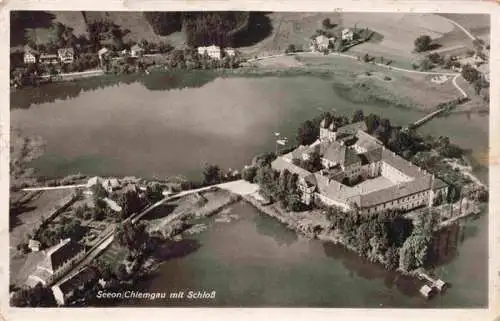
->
[198,45,222,60]
[58,48,75,64]
[28,239,41,252]
[342,28,354,42]
[130,44,145,58]
[24,52,37,64]
[23,46,37,64]
[97,47,110,62]
[102,178,120,194]
[39,53,59,65]
[224,48,236,57]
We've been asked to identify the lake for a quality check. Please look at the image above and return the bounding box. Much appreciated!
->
[125,201,487,308]
[11,71,488,307]
[11,72,488,182]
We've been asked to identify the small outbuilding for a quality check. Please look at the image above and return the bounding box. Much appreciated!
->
[419,284,435,299]
[28,239,41,252]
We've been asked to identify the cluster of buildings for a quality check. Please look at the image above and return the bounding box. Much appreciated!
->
[310,28,354,52]
[23,45,75,65]
[26,238,86,288]
[97,44,145,63]
[197,45,236,60]
[22,43,147,67]
[271,117,448,214]
[26,237,99,305]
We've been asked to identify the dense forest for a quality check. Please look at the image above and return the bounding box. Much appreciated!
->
[143,11,270,48]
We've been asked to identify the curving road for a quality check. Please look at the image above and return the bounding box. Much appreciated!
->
[52,180,258,286]
[248,51,468,99]
[21,184,87,192]
[246,15,478,100]
[440,16,477,41]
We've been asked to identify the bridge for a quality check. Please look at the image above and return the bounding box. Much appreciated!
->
[52,180,258,286]
[407,108,449,131]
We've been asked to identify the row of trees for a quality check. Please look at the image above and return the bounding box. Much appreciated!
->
[252,163,303,212]
[326,207,414,270]
[31,215,87,249]
[10,283,57,307]
[166,48,242,70]
[398,210,439,271]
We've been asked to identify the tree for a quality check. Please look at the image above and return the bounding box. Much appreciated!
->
[115,263,129,281]
[297,120,319,145]
[384,246,400,271]
[10,283,57,307]
[286,191,302,212]
[419,57,433,71]
[472,38,484,52]
[473,79,482,95]
[242,166,257,182]
[414,35,432,52]
[356,223,371,257]
[447,185,461,203]
[461,64,480,83]
[322,18,333,29]
[202,163,222,185]
[364,113,380,134]
[285,44,296,54]
[301,151,322,172]
[352,109,365,123]
[115,221,149,254]
[278,169,291,195]
[91,183,107,201]
[255,166,278,201]
[143,12,183,36]
[117,189,142,219]
[145,182,163,202]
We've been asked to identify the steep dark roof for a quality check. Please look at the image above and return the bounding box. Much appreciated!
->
[39,239,84,272]
[321,141,361,166]
[344,147,361,166]
[358,175,432,208]
[271,156,312,178]
[337,121,368,136]
[57,267,97,294]
[433,178,448,190]
[361,148,383,164]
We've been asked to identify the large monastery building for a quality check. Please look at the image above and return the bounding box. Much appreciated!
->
[271,116,448,214]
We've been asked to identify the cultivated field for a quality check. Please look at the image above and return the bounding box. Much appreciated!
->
[239,12,344,57]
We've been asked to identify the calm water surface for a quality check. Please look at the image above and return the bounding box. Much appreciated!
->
[11,73,488,307]
[11,73,488,181]
[127,202,487,307]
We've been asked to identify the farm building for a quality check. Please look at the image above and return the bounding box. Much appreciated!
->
[342,28,354,41]
[27,238,86,287]
[58,48,75,64]
[130,44,145,58]
[198,45,222,60]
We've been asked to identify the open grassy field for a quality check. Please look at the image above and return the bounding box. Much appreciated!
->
[10,189,75,249]
[239,13,457,61]
[238,12,343,57]
[13,11,88,47]
[286,53,459,109]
